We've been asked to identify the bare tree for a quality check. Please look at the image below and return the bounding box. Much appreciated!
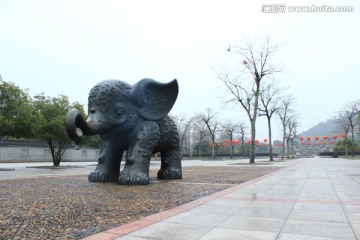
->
[337,115,350,156]
[338,100,359,157]
[258,80,281,161]
[172,114,193,157]
[277,95,296,160]
[286,114,298,159]
[192,117,209,158]
[215,37,283,164]
[237,121,248,155]
[197,108,218,159]
[221,119,239,159]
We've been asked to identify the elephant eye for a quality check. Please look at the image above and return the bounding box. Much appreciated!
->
[90,107,96,114]
[115,108,123,116]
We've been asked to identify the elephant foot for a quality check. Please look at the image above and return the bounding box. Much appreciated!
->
[88,171,119,183]
[157,169,182,180]
[118,172,150,185]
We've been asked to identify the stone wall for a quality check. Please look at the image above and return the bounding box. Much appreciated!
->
[0,145,99,163]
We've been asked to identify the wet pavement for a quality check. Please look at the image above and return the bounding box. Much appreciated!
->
[81,157,360,240]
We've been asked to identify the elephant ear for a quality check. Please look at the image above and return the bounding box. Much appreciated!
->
[131,78,178,121]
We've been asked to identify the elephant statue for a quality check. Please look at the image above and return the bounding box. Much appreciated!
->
[65,78,182,185]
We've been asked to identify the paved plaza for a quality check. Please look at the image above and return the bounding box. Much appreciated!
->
[84,157,360,240]
[1,157,360,239]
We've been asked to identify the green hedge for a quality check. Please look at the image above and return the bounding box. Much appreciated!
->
[318,152,360,157]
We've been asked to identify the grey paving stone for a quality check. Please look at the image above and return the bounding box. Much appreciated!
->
[281,219,356,239]
[125,222,212,240]
[198,228,277,240]
[218,216,285,233]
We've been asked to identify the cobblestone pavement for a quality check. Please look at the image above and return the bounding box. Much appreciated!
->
[0,164,282,240]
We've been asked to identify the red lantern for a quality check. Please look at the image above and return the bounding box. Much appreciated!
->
[324,142,328,145]
[330,140,334,144]
[323,135,328,140]
[275,143,279,147]
[225,139,230,143]
[236,139,241,144]
[209,143,213,147]
[280,143,283,147]
[307,142,310,145]
[247,140,252,145]
[300,136,304,141]
[307,137,311,141]
[333,134,338,140]
[301,141,305,145]
[263,143,267,146]
[255,139,260,144]
[313,142,316,145]
[222,143,228,147]
[264,139,268,143]
[341,134,346,139]
[318,142,322,145]
[315,136,319,141]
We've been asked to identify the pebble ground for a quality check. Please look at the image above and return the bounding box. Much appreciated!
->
[0,165,282,240]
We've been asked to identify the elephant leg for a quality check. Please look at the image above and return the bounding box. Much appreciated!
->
[157,148,182,180]
[118,123,160,185]
[88,140,123,182]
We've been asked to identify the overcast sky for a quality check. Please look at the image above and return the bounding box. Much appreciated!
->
[0,0,359,141]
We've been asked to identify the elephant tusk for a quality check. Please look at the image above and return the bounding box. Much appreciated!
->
[75,128,83,137]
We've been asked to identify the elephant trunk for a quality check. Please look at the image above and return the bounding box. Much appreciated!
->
[66,108,96,150]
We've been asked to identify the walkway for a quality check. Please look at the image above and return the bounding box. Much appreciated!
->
[81,157,360,240]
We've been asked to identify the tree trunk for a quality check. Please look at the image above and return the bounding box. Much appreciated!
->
[241,140,245,156]
[281,127,286,160]
[291,141,295,158]
[249,119,256,164]
[267,116,274,161]
[211,139,215,159]
[249,80,260,164]
[286,139,290,159]
[351,128,355,157]
[47,139,68,166]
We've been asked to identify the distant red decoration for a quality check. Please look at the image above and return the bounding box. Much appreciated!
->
[236,139,241,144]
[263,143,267,147]
[324,142,328,145]
[222,143,228,147]
[307,137,311,141]
[318,142,322,145]
[300,136,304,141]
[330,140,334,144]
[255,139,260,144]
[333,134,338,140]
[280,143,283,147]
[275,143,279,147]
[264,139,268,143]
[301,141,305,145]
[315,136,320,141]
[341,133,346,139]
[313,142,316,145]
[209,143,213,147]
[247,140,252,145]
[323,135,328,140]
[307,142,310,145]
[225,139,230,143]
